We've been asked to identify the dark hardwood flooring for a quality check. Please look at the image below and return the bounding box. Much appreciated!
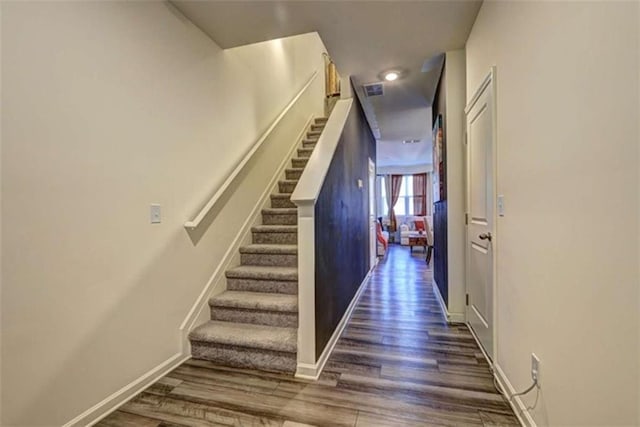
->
[99,244,519,426]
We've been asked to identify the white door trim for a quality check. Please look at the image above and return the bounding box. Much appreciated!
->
[464,66,498,361]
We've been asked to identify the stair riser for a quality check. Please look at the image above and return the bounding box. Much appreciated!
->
[302,141,317,149]
[278,181,297,194]
[297,149,313,158]
[252,231,297,244]
[315,118,328,125]
[292,158,308,168]
[307,131,321,138]
[191,342,296,373]
[311,124,325,131]
[262,213,297,225]
[241,253,297,267]
[210,307,297,327]
[227,278,297,295]
[285,169,303,180]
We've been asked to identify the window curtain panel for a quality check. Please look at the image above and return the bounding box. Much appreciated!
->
[386,174,403,232]
[412,173,428,216]
[426,172,433,216]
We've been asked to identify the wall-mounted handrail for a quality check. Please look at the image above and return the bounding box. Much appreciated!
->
[184,70,319,229]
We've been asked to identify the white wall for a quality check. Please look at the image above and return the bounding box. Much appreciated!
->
[466,2,639,425]
[443,50,466,321]
[1,2,325,425]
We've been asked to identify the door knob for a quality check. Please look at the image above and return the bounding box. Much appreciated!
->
[479,232,492,241]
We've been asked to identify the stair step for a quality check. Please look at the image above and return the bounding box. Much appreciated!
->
[315,117,328,124]
[209,291,297,327]
[278,180,299,194]
[310,123,325,131]
[239,244,297,267]
[225,265,298,294]
[210,291,297,312]
[270,193,296,209]
[252,224,297,244]
[189,321,297,372]
[285,168,305,180]
[302,140,317,149]
[297,148,314,158]
[225,265,297,281]
[291,158,309,168]
[262,208,297,225]
[307,130,322,137]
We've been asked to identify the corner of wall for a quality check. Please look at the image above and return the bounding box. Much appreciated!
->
[444,50,467,318]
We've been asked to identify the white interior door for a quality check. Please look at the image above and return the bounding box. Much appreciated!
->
[465,69,496,360]
[369,159,377,269]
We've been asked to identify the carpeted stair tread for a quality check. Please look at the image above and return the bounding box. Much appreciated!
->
[225,265,298,281]
[251,225,298,233]
[239,244,297,254]
[262,208,297,214]
[210,291,297,312]
[189,321,297,353]
[278,179,300,185]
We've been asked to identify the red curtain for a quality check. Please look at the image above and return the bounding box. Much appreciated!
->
[412,173,427,216]
[387,175,403,232]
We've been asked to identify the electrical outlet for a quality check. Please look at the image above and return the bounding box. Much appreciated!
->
[531,353,541,383]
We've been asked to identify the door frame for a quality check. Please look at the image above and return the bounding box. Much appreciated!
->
[368,158,377,270]
[464,66,498,361]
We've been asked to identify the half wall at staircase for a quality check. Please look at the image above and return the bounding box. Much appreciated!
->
[314,86,376,358]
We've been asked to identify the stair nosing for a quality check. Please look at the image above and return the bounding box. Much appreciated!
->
[209,291,298,312]
[239,244,297,254]
[225,265,298,281]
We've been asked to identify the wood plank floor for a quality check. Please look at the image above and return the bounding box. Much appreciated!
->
[99,245,519,427]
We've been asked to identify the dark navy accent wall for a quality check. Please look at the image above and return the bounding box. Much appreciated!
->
[432,60,449,305]
[314,90,376,358]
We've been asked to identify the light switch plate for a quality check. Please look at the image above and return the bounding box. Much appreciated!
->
[497,195,505,217]
[150,204,161,224]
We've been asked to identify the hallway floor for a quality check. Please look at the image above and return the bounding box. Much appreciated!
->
[99,245,518,426]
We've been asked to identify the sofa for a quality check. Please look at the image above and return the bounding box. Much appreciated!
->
[400,215,433,246]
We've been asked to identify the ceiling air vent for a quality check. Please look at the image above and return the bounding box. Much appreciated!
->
[363,82,384,97]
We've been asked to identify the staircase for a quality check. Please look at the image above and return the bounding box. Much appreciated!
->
[188,117,327,373]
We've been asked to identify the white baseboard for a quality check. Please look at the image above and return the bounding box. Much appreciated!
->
[64,352,190,427]
[465,324,535,427]
[494,363,537,427]
[295,269,372,380]
[431,281,465,323]
[179,115,315,351]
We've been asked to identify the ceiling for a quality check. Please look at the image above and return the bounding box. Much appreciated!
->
[171,0,482,169]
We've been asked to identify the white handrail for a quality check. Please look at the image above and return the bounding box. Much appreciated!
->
[290,99,353,206]
[184,70,319,229]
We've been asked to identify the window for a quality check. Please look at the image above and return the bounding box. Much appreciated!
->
[380,176,416,217]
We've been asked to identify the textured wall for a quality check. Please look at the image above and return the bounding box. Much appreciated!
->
[314,90,376,358]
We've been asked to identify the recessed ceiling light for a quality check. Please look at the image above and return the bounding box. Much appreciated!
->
[384,72,399,81]
[402,139,421,144]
